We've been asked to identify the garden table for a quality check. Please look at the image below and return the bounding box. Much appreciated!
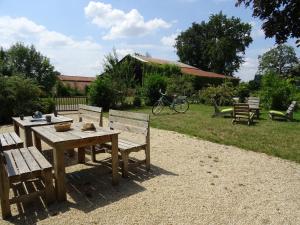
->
[31,123,119,201]
[12,114,73,147]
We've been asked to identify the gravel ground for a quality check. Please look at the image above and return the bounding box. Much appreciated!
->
[0,113,299,225]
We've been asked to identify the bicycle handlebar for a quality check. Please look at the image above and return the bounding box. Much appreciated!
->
[159,89,166,96]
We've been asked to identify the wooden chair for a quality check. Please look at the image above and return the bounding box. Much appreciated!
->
[78,104,103,126]
[212,100,233,118]
[232,103,255,126]
[247,97,260,118]
[0,132,23,151]
[93,110,150,177]
[78,104,103,161]
[269,101,297,121]
[0,145,54,219]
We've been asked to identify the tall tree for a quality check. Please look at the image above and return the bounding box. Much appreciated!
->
[236,0,300,46]
[257,44,299,76]
[175,12,252,76]
[1,43,59,94]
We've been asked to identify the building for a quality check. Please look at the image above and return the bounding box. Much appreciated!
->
[119,54,239,89]
[58,75,96,92]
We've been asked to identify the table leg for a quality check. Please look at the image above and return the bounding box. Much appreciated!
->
[33,132,42,151]
[13,121,20,136]
[77,147,85,163]
[111,134,119,185]
[53,146,66,201]
[24,127,33,147]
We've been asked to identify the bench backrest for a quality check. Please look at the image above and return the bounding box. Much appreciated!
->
[109,110,150,141]
[233,103,250,118]
[247,97,260,108]
[286,101,297,118]
[78,104,103,126]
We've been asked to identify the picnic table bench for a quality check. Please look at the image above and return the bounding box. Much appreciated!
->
[0,132,23,151]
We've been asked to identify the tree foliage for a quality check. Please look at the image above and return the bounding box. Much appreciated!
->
[0,43,59,95]
[175,12,252,76]
[236,0,300,45]
[257,44,299,76]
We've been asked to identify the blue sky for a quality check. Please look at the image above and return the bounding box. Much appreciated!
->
[0,0,299,81]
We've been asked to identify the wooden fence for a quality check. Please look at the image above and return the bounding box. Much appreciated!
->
[55,97,88,111]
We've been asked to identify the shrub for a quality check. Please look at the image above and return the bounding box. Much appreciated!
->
[88,76,118,110]
[38,98,55,114]
[143,73,167,106]
[133,96,142,107]
[0,76,42,123]
[199,82,235,106]
[259,72,298,110]
[235,82,250,102]
[166,74,194,96]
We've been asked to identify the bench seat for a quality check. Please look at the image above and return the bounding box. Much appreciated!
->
[0,132,23,151]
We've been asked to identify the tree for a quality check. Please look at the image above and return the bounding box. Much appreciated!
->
[1,43,59,94]
[257,44,299,76]
[236,0,300,46]
[175,12,252,76]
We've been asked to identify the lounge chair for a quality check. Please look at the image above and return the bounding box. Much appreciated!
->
[212,100,233,117]
[232,103,255,126]
[269,101,297,121]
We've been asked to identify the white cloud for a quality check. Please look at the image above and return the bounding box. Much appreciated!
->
[235,57,259,81]
[0,16,102,76]
[250,21,265,39]
[115,48,135,58]
[84,1,171,40]
[161,32,179,47]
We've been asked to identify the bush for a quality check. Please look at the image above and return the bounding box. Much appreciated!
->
[0,76,42,123]
[133,96,142,107]
[199,82,235,106]
[88,76,118,110]
[259,72,298,110]
[166,74,194,96]
[235,82,250,102]
[38,98,55,113]
[143,73,167,106]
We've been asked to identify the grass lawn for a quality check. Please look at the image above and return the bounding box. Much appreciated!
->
[127,104,300,163]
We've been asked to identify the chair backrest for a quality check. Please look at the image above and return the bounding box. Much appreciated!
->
[108,110,150,139]
[247,97,260,108]
[78,104,103,126]
[286,102,297,119]
[233,103,250,118]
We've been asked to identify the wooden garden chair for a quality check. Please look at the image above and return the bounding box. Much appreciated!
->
[247,97,260,119]
[269,101,297,121]
[92,110,150,177]
[232,103,255,126]
[0,145,54,219]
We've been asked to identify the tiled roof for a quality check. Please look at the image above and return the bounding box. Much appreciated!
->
[129,55,238,79]
[58,75,96,82]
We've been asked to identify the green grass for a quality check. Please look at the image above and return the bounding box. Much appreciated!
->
[128,104,300,163]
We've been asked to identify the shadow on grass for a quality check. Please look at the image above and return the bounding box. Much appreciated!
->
[6,153,177,224]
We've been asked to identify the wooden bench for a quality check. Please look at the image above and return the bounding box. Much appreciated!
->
[93,110,150,177]
[78,104,103,126]
[0,132,23,151]
[0,146,54,219]
[232,103,255,126]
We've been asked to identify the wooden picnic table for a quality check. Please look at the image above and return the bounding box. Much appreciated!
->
[31,123,119,201]
[12,114,73,147]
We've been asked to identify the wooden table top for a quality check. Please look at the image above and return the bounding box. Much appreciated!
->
[31,122,119,145]
[12,114,73,127]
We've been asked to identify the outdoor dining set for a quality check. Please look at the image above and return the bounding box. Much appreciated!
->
[0,105,150,219]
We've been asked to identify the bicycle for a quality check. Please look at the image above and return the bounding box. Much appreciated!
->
[152,89,189,115]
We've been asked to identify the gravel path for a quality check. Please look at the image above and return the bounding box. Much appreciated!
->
[0,114,299,225]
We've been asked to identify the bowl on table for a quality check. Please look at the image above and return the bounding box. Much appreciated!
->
[54,123,72,132]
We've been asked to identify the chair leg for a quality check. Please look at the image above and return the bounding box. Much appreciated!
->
[91,146,96,162]
[121,152,129,178]
[145,147,150,171]
[43,170,55,204]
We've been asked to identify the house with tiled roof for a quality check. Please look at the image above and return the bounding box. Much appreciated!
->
[119,54,239,89]
[58,75,96,92]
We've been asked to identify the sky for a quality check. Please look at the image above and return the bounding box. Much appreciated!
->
[0,0,299,81]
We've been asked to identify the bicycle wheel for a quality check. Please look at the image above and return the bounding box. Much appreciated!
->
[174,99,189,113]
[152,101,164,115]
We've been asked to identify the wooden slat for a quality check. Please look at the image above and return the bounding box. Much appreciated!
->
[0,134,8,146]
[109,121,148,135]
[109,115,149,128]
[27,147,52,170]
[19,148,41,172]
[110,110,149,122]
[11,149,31,175]
[9,132,23,145]
[2,133,15,146]
[3,151,19,177]
[79,104,102,113]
